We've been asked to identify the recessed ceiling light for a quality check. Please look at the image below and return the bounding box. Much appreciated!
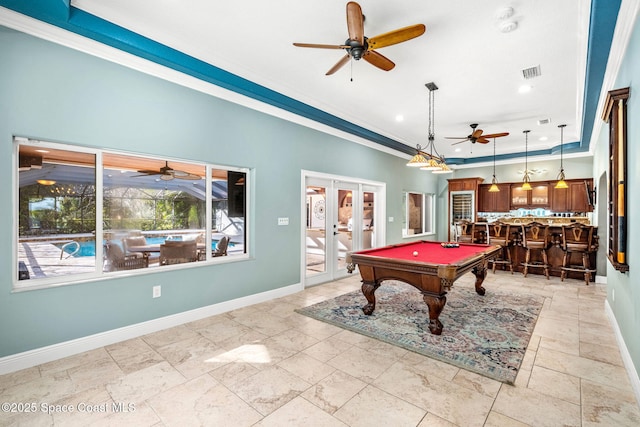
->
[539,136,548,141]
[395,114,404,122]
[455,148,462,153]
[518,84,532,94]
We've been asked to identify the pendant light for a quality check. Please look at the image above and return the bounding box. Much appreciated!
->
[555,124,569,189]
[406,82,452,173]
[488,137,500,192]
[521,130,532,191]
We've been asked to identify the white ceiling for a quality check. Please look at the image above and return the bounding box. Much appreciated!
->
[71,0,591,164]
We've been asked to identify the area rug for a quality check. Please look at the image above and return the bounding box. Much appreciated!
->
[296,282,544,384]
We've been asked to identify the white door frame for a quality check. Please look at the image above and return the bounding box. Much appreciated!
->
[301,170,386,287]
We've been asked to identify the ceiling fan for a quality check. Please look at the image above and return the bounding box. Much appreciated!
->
[293,1,426,75]
[446,123,509,145]
[133,161,201,181]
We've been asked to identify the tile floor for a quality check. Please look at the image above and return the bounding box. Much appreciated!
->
[1,271,640,426]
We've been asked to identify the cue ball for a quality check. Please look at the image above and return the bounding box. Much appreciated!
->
[412,251,419,257]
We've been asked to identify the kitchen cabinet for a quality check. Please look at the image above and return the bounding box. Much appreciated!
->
[478,184,511,212]
[447,177,484,192]
[550,179,594,213]
[510,183,549,208]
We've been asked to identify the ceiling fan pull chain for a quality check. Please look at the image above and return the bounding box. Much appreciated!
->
[350,57,353,82]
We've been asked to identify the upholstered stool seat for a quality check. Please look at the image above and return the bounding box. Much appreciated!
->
[486,221,513,273]
[561,223,597,285]
[520,222,550,279]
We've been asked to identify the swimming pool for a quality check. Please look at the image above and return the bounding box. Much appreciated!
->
[57,237,229,257]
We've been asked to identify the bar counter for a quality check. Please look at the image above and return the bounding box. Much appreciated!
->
[475,220,597,282]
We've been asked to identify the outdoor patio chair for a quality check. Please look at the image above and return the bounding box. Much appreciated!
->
[105,242,149,271]
[160,240,198,265]
[212,235,230,257]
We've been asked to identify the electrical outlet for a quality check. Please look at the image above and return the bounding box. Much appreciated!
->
[153,285,161,298]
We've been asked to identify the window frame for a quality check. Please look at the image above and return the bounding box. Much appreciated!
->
[14,137,251,291]
[403,191,435,238]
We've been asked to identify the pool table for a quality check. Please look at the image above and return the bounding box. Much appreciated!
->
[347,240,502,335]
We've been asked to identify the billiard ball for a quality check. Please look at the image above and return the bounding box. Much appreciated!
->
[412,251,419,257]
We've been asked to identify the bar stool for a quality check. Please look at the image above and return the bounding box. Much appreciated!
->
[456,220,475,243]
[520,221,550,279]
[486,221,513,273]
[560,223,597,285]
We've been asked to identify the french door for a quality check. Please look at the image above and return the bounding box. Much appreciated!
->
[303,172,385,287]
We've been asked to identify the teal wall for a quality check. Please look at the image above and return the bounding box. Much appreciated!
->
[593,10,640,380]
[0,27,438,358]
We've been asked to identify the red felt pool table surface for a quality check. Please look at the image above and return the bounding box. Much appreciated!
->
[359,240,492,265]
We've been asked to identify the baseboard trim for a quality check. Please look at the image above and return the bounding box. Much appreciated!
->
[605,299,640,407]
[0,283,303,375]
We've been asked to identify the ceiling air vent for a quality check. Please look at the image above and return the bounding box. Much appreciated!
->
[538,118,551,125]
[522,65,542,79]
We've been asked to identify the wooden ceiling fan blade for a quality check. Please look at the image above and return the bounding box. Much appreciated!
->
[362,50,395,71]
[477,138,490,144]
[326,54,351,75]
[483,132,510,138]
[346,1,364,44]
[472,129,484,138]
[293,43,350,49]
[445,136,469,140]
[451,139,470,145]
[368,24,426,49]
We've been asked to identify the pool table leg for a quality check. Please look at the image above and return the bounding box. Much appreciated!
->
[472,265,488,296]
[361,281,380,315]
[423,294,446,335]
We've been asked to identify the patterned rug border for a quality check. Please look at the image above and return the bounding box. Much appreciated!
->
[296,283,544,384]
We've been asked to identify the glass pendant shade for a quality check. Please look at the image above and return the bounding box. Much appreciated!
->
[488,176,500,192]
[555,170,568,189]
[521,180,532,191]
[432,162,453,174]
[420,158,442,170]
[407,152,429,167]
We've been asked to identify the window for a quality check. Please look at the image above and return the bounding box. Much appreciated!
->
[16,138,249,288]
[403,192,435,237]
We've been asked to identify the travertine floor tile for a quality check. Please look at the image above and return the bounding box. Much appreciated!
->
[301,370,367,414]
[492,384,581,426]
[148,374,262,426]
[333,385,427,427]
[0,272,638,426]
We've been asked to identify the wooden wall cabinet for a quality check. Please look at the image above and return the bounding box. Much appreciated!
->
[550,179,594,213]
[478,184,511,212]
[510,183,549,208]
[447,177,484,191]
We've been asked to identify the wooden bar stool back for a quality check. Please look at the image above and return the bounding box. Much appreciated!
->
[560,223,597,285]
[520,221,550,279]
[486,221,513,273]
[456,220,475,243]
